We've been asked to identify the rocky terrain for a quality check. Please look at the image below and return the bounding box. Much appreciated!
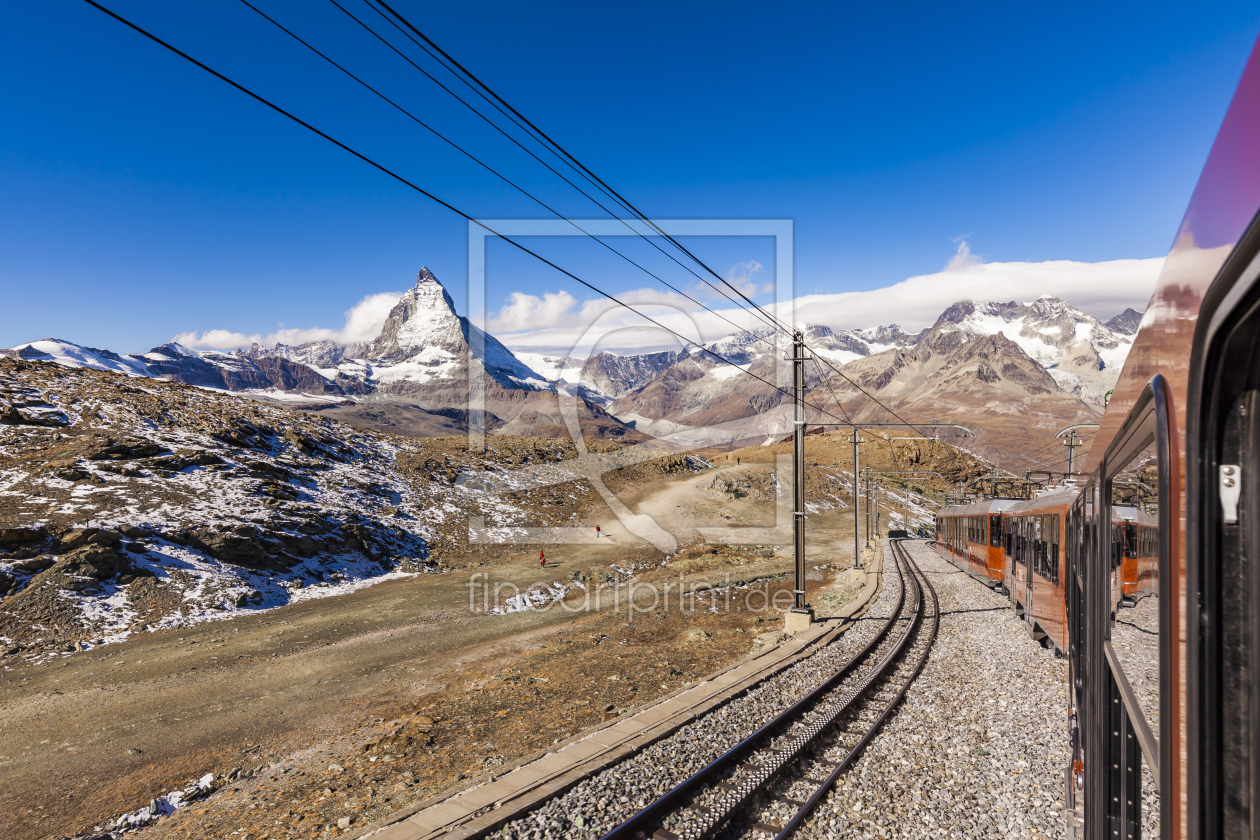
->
[0,355,671,661]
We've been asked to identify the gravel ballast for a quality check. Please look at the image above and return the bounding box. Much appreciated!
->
[488,553,907,840]
[798,540,1069,839]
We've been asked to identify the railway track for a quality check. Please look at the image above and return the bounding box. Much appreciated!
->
[597,539,939,840]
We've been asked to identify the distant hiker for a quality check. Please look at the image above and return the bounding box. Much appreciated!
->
[540,549,546,567]
[737,457,741,465]
[596,525,601,538]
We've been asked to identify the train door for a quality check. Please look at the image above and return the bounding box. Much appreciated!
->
[1187,223,1260,839]
[990,513,1003,582]
[1068,488,1091,818]
[1014,515,1024,606]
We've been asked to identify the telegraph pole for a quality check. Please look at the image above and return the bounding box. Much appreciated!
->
[866,467,874,546]
[873,483,880,539]
[1055,422,1098,481]
[787,331,813,631]
[1063,430,1080,478]
[852,428,860,568]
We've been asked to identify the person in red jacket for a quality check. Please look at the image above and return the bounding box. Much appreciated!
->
[539,549,546,567]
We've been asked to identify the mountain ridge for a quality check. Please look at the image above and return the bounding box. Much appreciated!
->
[3,285,1139,463]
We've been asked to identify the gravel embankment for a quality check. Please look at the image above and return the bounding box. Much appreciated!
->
[488,554,907,840]
[799,540,1069,839]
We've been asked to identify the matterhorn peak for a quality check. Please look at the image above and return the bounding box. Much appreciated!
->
[369,266,464,362]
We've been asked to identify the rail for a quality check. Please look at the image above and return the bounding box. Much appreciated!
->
[597,539,938,840]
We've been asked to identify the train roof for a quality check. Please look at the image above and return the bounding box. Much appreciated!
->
[937,498,1022,517]
[1004,488,1079,514]
[1112,503,1159,527]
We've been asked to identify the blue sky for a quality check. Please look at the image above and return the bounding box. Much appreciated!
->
[2,1,1258,353]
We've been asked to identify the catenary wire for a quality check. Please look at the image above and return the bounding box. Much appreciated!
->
[79,0,866,429]
[238,0,774,349]
[370,0,800,338]
[340,0,788,337]
[805,348,935,437]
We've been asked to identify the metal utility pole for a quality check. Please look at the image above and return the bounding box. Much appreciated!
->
[788,331,813,629]
[1063,431,1080,478]
[852,428,860,568]
[863,466,870,546]
[873,483,880,539]
[1055,422,1099,480]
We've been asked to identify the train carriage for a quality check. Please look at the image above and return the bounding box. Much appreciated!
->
[1003,490,1073,654]
[1110,505,1160,604]
[934,499,1017,591]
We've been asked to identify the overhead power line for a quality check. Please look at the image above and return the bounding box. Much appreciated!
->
[337,0,786,337]
[238,0,772,347]
[80,0,860,428]
[370,0,799,338]
[366,0,950,440]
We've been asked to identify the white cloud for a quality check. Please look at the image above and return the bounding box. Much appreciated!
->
[170,328,263,350]
[494,250,1164,356]
[790,254,1163,333]
[725,260,772,296]
[486,286,702,334]
[487,290,579,333]
[945,237,982,271]
[173,291,403,351]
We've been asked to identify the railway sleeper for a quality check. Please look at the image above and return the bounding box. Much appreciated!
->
[614,552,927,840]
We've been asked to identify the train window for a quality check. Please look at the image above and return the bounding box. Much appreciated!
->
[1016,516,1027,566]
[1100,390,1164,838]
[1051,513,1060,586]
[1108,439,1160,740]
[990,514,1002,547]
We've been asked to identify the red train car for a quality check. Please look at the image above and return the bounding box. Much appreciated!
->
[934,499,1017,591]
[1110,504,1159,603]
[1002,490,1073,654]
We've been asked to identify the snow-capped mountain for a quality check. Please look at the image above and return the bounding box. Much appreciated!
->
[695,323,924,369]
[5,286,1139,452]
[243,268,549,395]
[1104,307,1143,335]
[597,296,1124,464]
[925,296,1134,404]
[6,269,551,399]
[3,268,644,441]
[577,349,684,403]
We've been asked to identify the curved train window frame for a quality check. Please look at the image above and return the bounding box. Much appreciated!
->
[1098,374,1172,802]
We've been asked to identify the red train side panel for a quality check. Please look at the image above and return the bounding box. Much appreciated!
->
[998,489,1074,653]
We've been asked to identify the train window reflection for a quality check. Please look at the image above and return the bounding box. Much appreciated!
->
[1108,439,1160,751]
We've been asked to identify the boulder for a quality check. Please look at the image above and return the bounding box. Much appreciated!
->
[0,526,48,547]
[59,528,122,551]
[9,555,55,573]
[86,438,164,460]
